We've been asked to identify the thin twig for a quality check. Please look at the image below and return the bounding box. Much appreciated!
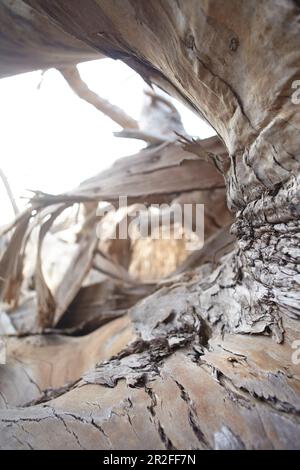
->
[0,168,19,216]
[114,129,172,144]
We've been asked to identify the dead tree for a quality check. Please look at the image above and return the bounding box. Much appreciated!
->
[0,0,300,449]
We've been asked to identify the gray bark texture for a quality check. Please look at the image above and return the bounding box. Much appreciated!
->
[0,0,300,449]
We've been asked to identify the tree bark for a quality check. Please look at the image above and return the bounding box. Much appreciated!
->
[0,0,102,78]
[0,0,300,449]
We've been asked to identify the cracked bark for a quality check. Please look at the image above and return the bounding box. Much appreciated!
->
[0,0,300,450]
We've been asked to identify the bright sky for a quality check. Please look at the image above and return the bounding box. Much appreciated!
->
[0,58,214,225]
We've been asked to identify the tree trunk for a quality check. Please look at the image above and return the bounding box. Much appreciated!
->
[0,0,300,449]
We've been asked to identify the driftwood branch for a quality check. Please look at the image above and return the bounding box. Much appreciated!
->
[59,65,139,130]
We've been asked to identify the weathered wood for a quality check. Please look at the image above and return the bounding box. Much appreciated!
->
[18,0,300,331]
[0,0,100,77]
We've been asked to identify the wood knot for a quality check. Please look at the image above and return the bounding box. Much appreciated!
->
[184,33,195,50]
[229,37,239,52]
